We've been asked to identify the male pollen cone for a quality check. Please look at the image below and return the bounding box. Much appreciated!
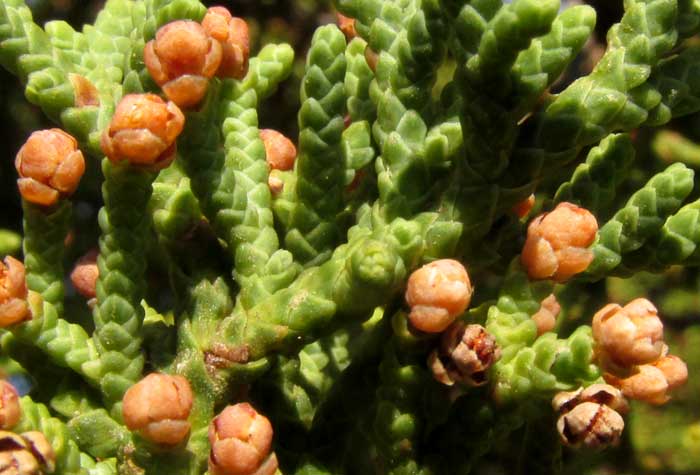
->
[0,380,21,430]
[144,20,222,108]
[201,7,250,80]
[0,257,30,328]
[521,202,598,282]
[122,373,193,446]
[15,129,85,207]
[208,403,278,475]
[101,93,184,169]
[405,259,472,333]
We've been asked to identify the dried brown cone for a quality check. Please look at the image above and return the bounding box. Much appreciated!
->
[144,20,222,108]
[201,7,250,80]
[101,94,185,170]
[0,430,55,475]
[592,298,665,368]
[122,373,193,446]
[15,129,85,207]
[0,381,20,430]
[208,403,277,475]
[556,401,624,449]
[429,323,500,387]
[70,249,99,300]
[521,202,598,282]
[0,257,30,328]
[405,259,473,333]
[553,384,627,449]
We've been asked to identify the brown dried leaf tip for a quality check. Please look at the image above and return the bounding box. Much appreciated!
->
[405,259,473,333]
[208,403,278,475]
[0,430,55,475]
[521,202,598,282]
[429,323,500,387]
[0,381,20,430]
[512,193,535,219]
[122,373,193,446]
[201,7,250,80]
[592,298,664,367]
[15,129,85,207]
[145,20,222,108]
[0,257,30,328]
[336,12,357,40]
[101,94,185,170]
[70,249,99,300]
[553,384,627,450]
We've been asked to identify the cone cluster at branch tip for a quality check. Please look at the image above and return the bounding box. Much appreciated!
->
[429,323,501,387]
[144,20,222,108]
[15,129,85,207]
[100,94,185,169]
[0,257,29,328]
[0,381,20,430]
[208,403,277,475]
[405,259,472,333]
[521,202,598,282]
[592,299,688,404]
[553,384,627,449]
[122,373,194,446]
[202,6,251,80]
[0,430,56,475]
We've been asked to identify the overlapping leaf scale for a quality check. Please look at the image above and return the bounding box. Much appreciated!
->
[584,163,694,280]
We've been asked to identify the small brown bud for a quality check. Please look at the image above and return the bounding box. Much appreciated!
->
[0,381,21,429]
[144,20,222,108]
[267,175,284,195]
[429,323,500,386]
[512,194,535,219]
[0,257,30,328]
[15,129,85,207]
[0,449,40,475]
[20,432,55,474]
[70,249,99,300]
[405,259,472,333]
[122,373,193,446]
[101,94,184,169]
[336,12,357,40]
[520,202,598,282]
[592,299,664,367]
[259,129,297,171]
[201,7,250,80]
[532,294,560,336]
[556,402,624,449]
[208,403,277,475]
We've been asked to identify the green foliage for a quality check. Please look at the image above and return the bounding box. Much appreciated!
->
[2,0,700,474]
